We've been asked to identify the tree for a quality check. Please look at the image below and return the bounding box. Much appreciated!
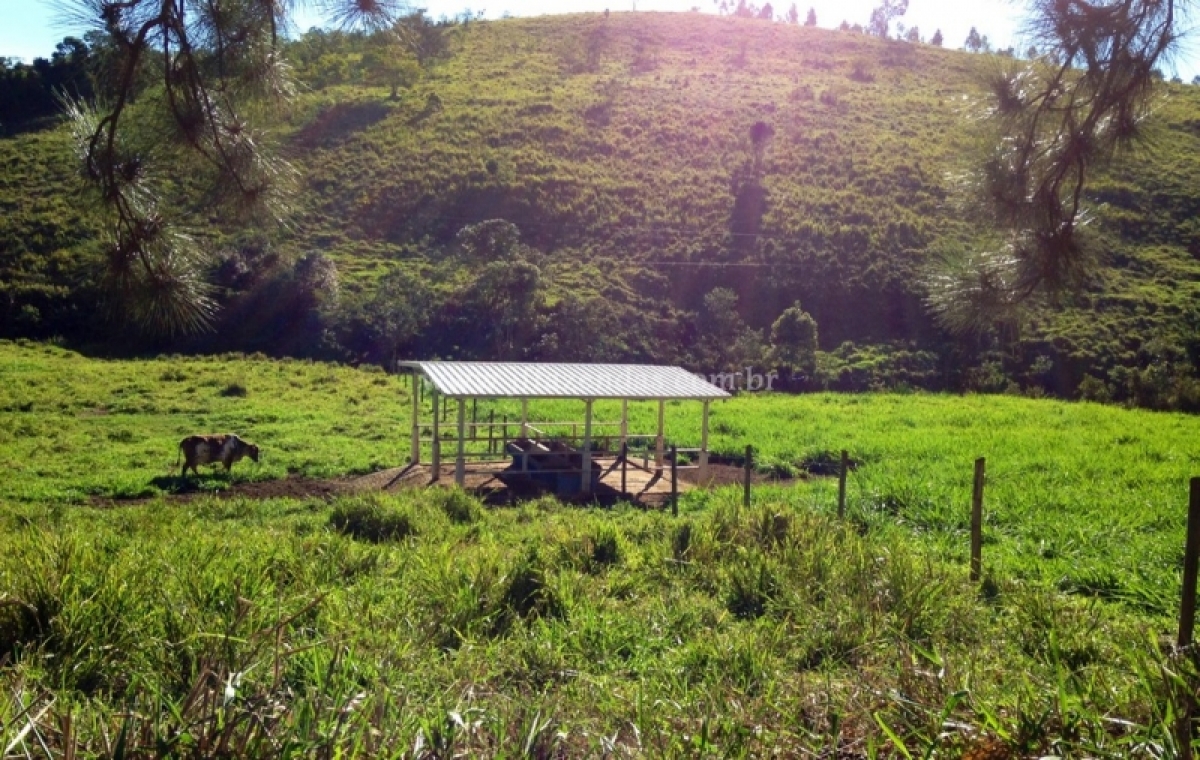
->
[749,120,775,174]
[784,4,799,24]
[395,11,453,68]
[905,26,920,43]
[330,269,432,365]
[930,28,943,47]
[57,0,406,335]
[867,0,908,38]
[362,48,421,99]
[455,219,526,261]
[770,302,819,375]
[697,287,750,368]
[964,26,983,52]
[805,6,817,26]
[928,0,1183,334]
[466,261,543,359]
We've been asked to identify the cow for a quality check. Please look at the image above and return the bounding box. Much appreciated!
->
[177,434,260,477]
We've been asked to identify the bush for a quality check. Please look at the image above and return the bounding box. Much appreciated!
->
[219,382,248,397]
[329,497,417,542]
[1077,374,1112,403]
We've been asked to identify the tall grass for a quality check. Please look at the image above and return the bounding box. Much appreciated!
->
[1,490,1195,756]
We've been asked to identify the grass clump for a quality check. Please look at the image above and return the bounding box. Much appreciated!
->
[499,547,565,626]
[328,496,417,543]
[433,488,482,524]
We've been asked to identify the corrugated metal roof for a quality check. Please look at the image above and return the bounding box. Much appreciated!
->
[399,361,731,400]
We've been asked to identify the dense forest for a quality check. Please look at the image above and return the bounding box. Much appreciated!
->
[1,12,1198,409]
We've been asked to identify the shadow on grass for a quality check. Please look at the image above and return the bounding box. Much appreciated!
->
[149,474,231,495]
[295,100,392,149]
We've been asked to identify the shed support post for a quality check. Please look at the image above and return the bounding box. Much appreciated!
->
[620,399,629,452]
[656,399,665,471]
[581,399,594,494]
[521,398,529,438]
[699,400,710,484]
[431,391,441,481]
[410,374,420,465]
[456,399,466,487]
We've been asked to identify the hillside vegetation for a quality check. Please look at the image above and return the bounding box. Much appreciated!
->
[3,344,1200,755]
[2,13,1199,407]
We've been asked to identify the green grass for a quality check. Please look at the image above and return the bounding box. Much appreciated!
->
[0,488,1191,757]
[2,339,1197,612]
[3,343,1200,754]
[0,340,414,501]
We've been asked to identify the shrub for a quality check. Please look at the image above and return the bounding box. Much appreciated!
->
[329,497,417,543]
[219,382,248,397]
[849,60,875,82]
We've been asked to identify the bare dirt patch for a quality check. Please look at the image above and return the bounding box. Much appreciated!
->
[92,458,801,508]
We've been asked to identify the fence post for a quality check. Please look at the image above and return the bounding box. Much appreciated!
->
[1178,478,1200,648]
[671,445,678,517]
[621,441,628,497]
[488,410,495,454]
[838,449,849,519]
[970,457,986,583]
[1181,477,1200,759]
[743,445,753,510]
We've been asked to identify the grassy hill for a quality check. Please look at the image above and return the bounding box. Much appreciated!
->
[3,343,1200,755]
[2,13,1199,405]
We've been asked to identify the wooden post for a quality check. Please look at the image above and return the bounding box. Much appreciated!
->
[743,445,752,510]
[431,392,441,481]
[699,400,710,485]
[472,398,477,429]
[656,399,665,470]
[670,445,678,517]
[455,399,466,487]
[581,400,593,494]
[1178,478,1200,648]
[410,373,420,465]
[502,414,508,443]
[488,410,495,455]
[520,399,529,438]
[620,399,628,452]
[970,457,985,583]
[621,441,628,496]
[1177,478,1200,760]
[838,449,849,519]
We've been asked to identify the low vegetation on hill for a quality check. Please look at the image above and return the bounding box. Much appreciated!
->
[1,345,1199,755]
[2,12,1199,410]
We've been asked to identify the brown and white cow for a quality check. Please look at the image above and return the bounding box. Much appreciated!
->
[177,434,260,477]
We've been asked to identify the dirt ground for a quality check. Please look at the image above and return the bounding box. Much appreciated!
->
[108,457,799,507]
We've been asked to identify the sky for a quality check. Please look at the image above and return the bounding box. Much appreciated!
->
[2,0,1198,78]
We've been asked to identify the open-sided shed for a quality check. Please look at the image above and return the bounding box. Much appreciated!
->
[399,361,730,494]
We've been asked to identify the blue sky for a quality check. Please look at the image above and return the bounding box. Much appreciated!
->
[2,0,1197,78]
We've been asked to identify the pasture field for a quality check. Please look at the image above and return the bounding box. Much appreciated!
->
[2,340,1200,756]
